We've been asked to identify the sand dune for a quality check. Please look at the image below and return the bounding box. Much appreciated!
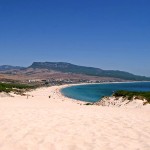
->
[0,85,150,150]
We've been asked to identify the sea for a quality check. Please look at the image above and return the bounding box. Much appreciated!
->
[61,82,150,102]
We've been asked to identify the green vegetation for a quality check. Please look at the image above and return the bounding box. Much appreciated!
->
[113,90,150,103]
[29,62,150,81]
[0,82,35,93]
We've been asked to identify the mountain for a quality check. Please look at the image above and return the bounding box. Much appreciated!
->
[0,65,24,71]
[29,62,150,81]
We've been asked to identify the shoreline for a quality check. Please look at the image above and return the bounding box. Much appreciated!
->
[59,81,150,104]
[1,81,150,106]
[0,84,150,149]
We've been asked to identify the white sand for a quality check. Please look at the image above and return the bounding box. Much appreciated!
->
[0,84,150,150]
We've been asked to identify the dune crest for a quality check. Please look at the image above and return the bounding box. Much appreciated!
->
[0,84,150,150]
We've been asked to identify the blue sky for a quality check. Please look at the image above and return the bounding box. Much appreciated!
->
[0,0,150,76]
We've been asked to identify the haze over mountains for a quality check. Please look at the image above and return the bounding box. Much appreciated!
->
[0,62,150,82]
[0,65,24,71]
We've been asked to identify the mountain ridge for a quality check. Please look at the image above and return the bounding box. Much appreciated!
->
[0,62,149,81]
[29,62,150,81]
[0,65,24,71]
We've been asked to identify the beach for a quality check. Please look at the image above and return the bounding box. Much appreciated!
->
[0,84,150,150]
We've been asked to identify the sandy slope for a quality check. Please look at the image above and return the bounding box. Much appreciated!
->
[0,85,150,150]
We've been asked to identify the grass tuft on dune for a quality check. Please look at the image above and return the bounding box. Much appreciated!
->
[0,82,35,93]
[113,90,150,103]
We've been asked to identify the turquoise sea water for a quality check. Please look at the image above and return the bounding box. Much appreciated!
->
[61,82,150,102]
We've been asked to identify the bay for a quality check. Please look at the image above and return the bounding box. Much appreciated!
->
[61,82,150,102]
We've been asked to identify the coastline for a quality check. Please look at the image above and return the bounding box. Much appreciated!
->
[0,84,150,149]
[60,81,150,104]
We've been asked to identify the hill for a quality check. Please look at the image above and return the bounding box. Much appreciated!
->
[29,62,150,81]
[0,65,24,71]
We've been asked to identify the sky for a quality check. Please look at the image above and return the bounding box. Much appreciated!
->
[0,0,150,76]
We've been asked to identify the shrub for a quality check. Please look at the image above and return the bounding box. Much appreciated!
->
[113,90,150,103]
